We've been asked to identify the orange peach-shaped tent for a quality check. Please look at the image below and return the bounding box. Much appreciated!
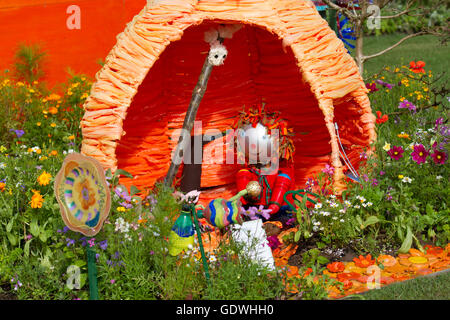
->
[80,0,376,204]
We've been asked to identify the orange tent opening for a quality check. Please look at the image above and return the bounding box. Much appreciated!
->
[80,0,376,204]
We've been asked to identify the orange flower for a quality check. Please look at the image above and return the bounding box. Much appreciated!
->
[327,261,345,273]
[30,190,44,209]
[49,150,58,156]
[0,182,5,192]
[342,280,353,290]
[409,61,425,73]
[48,107,58,115]
[303,267,313,278]
[353,254,375,268]
[37,171,52,186]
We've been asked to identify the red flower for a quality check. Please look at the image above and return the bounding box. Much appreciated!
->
[353,254,375,268]
[430,150,447,165]
[387,145,404,160]
[376,111,388,124]
[327,261,345,273]
[409,61,426,73]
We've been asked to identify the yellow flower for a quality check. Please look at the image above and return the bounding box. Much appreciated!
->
[0,146,6,153]
[68,135,75,140]
[397,132,410,139]
[37,171,52,186]
[39,156,48,161]
[30,190,44,209]
[46,93,61,101]
[48,107,58,115]
[16,81,24,87]
[398,175,404,179]
[117,206,126,212]
[50,123,56,128]
[383,142,391,151]
[36,122,41,126]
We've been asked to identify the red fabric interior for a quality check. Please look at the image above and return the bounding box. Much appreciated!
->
[116,22,332,201]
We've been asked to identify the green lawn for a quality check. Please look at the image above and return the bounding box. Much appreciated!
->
[356,34,450,80]
[346,270,450,300]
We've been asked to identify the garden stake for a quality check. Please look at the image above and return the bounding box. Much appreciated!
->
[191,204,211,286]
[86,241,99,300]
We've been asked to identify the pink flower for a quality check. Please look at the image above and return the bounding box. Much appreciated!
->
[322,164,335,176]
[387,145,404,160]
[110,279,116,284]
[430,150,447,165]
[267,235,281,250]
[411,144,429,164]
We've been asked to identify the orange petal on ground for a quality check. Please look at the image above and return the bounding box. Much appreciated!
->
[426,246,443,256]
[399,258,413,267]
[337,272,360,282]
[409,248,424,256]
[398,253,411,259]
[416,268,434,276]
[377,254,397,267]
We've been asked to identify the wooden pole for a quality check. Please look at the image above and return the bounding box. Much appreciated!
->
[164,51,215,187]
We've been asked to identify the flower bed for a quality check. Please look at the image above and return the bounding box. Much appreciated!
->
[0,60,448,300]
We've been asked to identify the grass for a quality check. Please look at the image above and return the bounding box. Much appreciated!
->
[357,34,450,81]
[347,270,450,300]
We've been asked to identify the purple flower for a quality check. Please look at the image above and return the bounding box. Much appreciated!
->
[149,250,155,255]
[379,170,385,176]
[240,206,258,220]
[371,178,378,187]
[66,238,75,247]
[398,99,417,112]
[119,201,133,209]
[411,144,429,164]
[98,240,108,250]
[286,218,296,227]
[110,279,116,284]
[359,152,368,160]
[435,117,444,129]
[376,79,394,90]
[254,205,272,220]
[10,129,25,138]
[24,234,32,241]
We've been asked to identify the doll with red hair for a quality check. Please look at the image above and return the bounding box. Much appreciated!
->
[234,105,296,225]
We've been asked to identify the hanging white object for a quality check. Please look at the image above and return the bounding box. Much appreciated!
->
[231,219,275,271]
[208,43,228,66]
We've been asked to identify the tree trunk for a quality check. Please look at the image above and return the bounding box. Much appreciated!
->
[354,23,365,76]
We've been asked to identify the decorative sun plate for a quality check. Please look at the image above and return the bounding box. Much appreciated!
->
[54,153,111,237]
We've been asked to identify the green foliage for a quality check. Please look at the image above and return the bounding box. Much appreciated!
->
[14,44,46,84]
